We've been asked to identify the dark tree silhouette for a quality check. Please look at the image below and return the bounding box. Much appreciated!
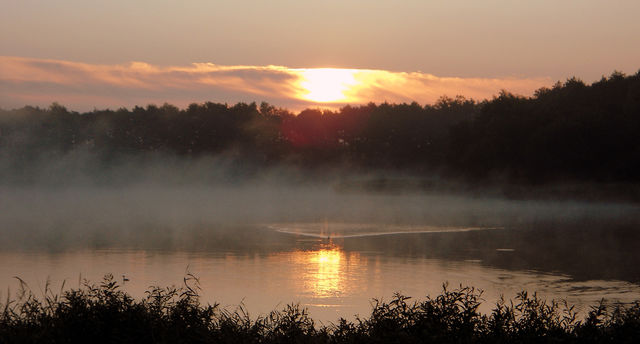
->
[1,70,639,184]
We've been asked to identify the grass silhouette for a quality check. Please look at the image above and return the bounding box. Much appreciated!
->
[2,274,639,343]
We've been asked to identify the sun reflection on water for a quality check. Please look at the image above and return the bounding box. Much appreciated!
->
[308,247,343,297]
[290,244,361,299]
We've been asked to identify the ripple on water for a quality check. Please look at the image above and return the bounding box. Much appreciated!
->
[266,222,499,239]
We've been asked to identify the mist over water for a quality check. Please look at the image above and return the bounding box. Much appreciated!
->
[1,155,640,322]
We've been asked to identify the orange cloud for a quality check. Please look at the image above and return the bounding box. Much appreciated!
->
[0,56,552,111]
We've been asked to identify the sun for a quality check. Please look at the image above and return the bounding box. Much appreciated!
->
[297,68,360,103]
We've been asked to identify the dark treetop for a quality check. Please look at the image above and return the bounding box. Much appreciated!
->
[1,71,639,185]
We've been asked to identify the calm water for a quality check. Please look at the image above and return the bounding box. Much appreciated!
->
[2,220,640,323]
[2,184,640,323]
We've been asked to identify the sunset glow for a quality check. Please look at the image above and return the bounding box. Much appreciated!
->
[2,1,640,340]
[297,68,360,103]
[0,56,553,111]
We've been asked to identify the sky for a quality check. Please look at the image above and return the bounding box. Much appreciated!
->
[1,0,639,111]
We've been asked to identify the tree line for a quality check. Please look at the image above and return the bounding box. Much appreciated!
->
[1,71,639,184]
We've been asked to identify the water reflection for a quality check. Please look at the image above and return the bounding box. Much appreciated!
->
[305,246,343,297]
[2,220,640,323]
[290,244,362,299]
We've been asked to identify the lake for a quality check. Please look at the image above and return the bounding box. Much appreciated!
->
[1,185,640,323]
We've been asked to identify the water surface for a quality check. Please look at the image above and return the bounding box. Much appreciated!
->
[2,220,639,323]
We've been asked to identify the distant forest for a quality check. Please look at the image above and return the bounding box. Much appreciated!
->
[1,71,639,184]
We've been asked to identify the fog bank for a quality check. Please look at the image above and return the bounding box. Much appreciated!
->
[1,154,638,252]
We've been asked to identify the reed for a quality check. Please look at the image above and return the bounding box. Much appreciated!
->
[1,275,639,343]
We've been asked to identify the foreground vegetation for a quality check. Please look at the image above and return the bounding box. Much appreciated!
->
[2,275,639,343]
[1,71,639,185]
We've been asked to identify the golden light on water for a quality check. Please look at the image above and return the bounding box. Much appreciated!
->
[288,244,362,299]
[308,248,343,297]
[297,68,360,103]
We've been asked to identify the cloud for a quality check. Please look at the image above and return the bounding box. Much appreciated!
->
[0,56,552,111]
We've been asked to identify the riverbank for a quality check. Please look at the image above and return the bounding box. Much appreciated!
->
[2,275,639,343]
